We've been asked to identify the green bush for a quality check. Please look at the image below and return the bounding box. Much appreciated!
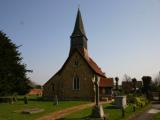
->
[127,94,149,108]
[127,94,135,103]
[135,96,148,107]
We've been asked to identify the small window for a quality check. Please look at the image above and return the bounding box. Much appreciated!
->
[74,60,79,66]
[52,84,55,91]
[73,76,80,90]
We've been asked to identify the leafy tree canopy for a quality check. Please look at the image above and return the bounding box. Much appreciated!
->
[0,31,32,96]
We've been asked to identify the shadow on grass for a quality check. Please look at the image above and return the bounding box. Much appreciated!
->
[104,105,119,109]
[58,116,90,120]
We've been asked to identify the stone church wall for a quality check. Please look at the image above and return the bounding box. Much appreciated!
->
[43,51,95,101]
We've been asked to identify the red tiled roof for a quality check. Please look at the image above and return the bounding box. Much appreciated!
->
[79,48,105,77]
[87,57,105,77]
[99,77,113,87]
[28,89,42,95]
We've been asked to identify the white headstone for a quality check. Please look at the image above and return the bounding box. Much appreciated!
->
[114,96,127,108]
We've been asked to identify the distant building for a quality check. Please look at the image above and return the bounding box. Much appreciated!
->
[99,78,114,100]
[28,89,42,96]
[43,9,113,100]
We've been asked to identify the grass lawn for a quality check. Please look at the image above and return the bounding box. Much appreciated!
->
[0,96,89,120]
[59,103,150,120]
[153,112,160,120]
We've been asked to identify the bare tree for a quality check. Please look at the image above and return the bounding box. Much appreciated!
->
[152,72,160,91]
[123,74,132,82]
[122,74,132,94]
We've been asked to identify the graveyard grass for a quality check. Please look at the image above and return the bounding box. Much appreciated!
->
[0,95,89,120]
[153,112,160,120]
[59,103,151,120]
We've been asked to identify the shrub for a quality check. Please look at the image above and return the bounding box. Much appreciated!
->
[135,96,148,107]
[127,94,135,103]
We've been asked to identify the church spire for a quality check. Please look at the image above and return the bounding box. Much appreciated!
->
[71,8,87,39]
[70,9,88,56]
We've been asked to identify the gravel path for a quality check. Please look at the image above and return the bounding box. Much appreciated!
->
[130,102,160,120]
[37,101,107,120]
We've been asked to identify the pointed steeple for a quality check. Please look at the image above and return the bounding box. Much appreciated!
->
[70,9,88,56]
[71,8,87,39]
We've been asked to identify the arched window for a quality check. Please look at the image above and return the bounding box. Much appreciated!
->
[73,76,80,90]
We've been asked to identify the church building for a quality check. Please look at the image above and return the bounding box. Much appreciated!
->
[43,9,113,100]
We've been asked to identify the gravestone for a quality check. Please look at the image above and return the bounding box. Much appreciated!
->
[53,95,58,105]
[24,96,28,104]
[91,75,105,119]
[114,96,127,108]
[21,108,44,114]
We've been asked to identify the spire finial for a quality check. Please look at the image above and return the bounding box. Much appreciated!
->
[78,4,80,9]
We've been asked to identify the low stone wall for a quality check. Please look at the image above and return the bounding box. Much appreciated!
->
[0,96,17,103]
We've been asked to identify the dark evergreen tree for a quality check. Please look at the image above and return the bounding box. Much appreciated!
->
[142,76,152,99]
[0,31,32,96]
[115,77,119,90]
[132,78,137,92]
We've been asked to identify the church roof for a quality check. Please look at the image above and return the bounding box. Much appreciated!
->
[71,9,87,39]
[75,49,106,77]
[99,77,114,87]
[55,48,106,78]
[44,49,106,86]
[87,57,105,77]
